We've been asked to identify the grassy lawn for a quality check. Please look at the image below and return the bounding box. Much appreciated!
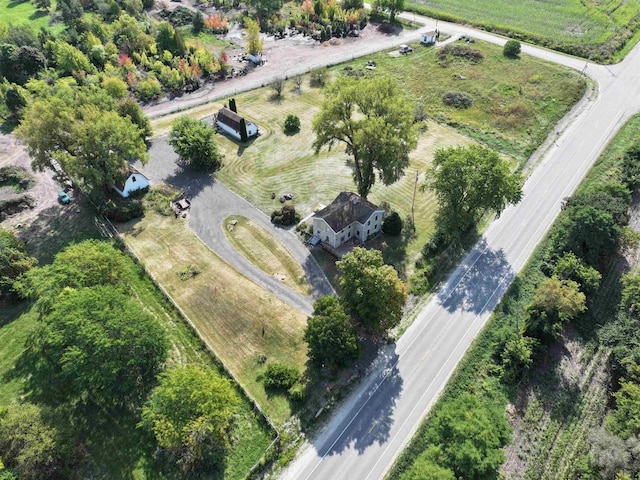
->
[0,0,57,31]
[121,212,308,426]
[407,0,640,61]
[152,39,582,280]
[224,215,311,296]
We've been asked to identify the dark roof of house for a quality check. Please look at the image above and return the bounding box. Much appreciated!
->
[217,107,243,131]
[313,192,382,232]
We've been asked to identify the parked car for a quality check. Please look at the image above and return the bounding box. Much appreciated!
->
[58,191,71,204]
[399,45,413,54]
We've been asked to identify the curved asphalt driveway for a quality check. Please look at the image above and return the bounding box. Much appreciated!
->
[140,138,334,316]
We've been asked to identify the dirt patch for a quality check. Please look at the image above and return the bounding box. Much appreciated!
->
[0,134,64,230]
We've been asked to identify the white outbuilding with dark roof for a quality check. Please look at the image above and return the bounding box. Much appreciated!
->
[312,192,385,249]
[215,99,258,142]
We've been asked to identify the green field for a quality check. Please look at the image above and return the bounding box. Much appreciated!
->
[0,0,56,30]
[408,0,640,62]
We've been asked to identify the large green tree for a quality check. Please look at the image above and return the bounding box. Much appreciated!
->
[373,0,404,20]
[427,144,523,240]
[29,285,168,407]
[313,76,418,199]
[16,84,149,196]
[16,240,132,317]
[525,277,586,340]
[424,393,511,479]
[0,228,36,302]
[244,0,283,20]
[169,115,222,171]
[0,403,73,480]
[140,365,239,472]
[337,247,407,332]
[304,296,360,369]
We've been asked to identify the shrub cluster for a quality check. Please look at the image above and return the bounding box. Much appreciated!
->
[271,204,300,226]
[437,44,484,64]
[442,91,473,109]
[283,114,301,134]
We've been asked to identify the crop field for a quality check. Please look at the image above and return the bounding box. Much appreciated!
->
[408,0,640,61]
[121,212,309,425]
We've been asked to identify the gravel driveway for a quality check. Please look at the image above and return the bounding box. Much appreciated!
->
[139,137,335,315]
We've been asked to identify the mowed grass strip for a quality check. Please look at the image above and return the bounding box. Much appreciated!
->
[224,215,311,296]
[121,213,308,425]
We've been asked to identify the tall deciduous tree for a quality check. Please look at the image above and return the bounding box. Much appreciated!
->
[140,365,239,472]
[337,247,406,332]
[244,0,283,20]
[16,84,149,196]
[525,277,586,340]
[304,296,360,369]
[244,18,263,55]
[373,0,404,21]
[30,285,168,408]
[424,393,511,479]
[169,115,222,171]
[0,228,36,302]
[427,145,523,240]
[0,403,73,480]
[313,76,417,199]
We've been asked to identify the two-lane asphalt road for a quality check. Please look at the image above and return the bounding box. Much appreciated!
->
[281,13,640,480]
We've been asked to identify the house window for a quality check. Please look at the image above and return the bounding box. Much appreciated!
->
[367,229,370,235]
[375,215,377,221]
[367,221,370,226]
[341,236,345,242]
[325,236,329,241]
[356,230,360,236]
[375,225,378,230]
[348,232,351,238]
[131,176,136,182]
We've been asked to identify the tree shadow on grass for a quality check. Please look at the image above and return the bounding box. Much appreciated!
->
[375,218,417,280]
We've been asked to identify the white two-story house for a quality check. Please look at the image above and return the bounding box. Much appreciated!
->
[312,192,385,249]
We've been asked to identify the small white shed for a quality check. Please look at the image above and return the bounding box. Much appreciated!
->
[114,167,149,198]
[421,31,437,45]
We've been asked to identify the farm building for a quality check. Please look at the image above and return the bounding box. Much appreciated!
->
[215,100,258,142]
[312,192,385,249]
[421,31,437,45]
[114,166,149,198]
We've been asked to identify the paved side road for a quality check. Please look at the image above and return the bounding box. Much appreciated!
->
[139,137,335,316]
[280,10,640,480]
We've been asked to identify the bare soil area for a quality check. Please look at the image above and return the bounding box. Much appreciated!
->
[0,134,60,229]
